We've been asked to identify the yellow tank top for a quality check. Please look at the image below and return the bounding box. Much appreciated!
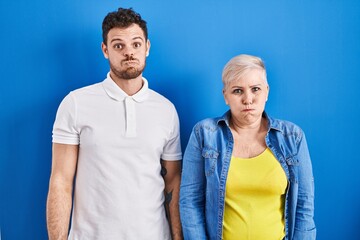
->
[222,148,287,240]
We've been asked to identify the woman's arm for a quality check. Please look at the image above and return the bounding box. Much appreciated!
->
[179,128,207,239]
[293,133,316,240]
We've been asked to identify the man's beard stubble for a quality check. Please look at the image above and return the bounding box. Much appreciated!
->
[110,60,146,80]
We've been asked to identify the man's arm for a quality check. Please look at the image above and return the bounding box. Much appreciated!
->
[161,160,183,240]
[46,143,78,240]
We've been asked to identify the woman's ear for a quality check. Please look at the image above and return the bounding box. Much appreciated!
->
[223,89,229,105]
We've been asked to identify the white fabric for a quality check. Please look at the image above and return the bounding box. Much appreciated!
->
[52,73,182,240]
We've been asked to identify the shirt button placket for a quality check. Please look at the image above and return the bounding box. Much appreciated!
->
[125,96,136,137]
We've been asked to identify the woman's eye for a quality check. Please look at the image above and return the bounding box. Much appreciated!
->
[233,89,242,94]
[252,87,260,92]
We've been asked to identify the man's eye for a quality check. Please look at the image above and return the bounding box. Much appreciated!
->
[114,44,123,49]
[133,42,141,48]
[252,87,260,92]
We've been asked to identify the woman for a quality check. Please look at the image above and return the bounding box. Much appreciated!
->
[179,54,316,240]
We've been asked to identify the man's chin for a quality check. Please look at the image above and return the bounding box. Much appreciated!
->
[110,64,145,80]
[122,68,141,79]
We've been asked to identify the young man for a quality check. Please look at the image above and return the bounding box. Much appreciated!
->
[46,8,182,240]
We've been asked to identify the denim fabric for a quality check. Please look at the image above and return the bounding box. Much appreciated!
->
[180,111,316,240]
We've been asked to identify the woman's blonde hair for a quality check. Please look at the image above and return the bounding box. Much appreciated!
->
[222,54,267,90]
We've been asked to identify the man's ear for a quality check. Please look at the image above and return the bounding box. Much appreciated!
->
[146,39,151,57]
[101,42,109,59]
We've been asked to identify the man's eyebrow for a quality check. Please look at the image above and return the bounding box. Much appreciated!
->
[110,38,124,43]
[133,36,145,41]
[110,36,144,43]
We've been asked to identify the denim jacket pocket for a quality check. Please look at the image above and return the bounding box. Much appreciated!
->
[202,147,219,176]
[285,155,299,183]
[285,155,299,165]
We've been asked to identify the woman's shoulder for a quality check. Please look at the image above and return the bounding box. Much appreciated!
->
[267,115,304,136]
[188,116,226,139]
[194,117,220,130]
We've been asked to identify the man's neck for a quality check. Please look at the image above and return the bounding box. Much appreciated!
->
[110,73,144,96]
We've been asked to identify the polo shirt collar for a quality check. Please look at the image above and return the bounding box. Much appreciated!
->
[102,72,149,102]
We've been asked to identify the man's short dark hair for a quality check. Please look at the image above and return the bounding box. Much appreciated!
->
[102,8,148,45]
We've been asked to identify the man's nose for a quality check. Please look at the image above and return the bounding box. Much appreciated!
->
[123,47,134,58]
[123,52,134,58]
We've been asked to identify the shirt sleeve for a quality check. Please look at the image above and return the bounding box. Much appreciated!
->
[293,132,316,240]
[161,105,182,161]
[180,123,207,239]
[52,92,80,145]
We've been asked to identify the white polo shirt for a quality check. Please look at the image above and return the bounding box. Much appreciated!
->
[52,73,182,240]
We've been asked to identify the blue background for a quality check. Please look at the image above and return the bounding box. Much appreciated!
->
[1,0,359,239]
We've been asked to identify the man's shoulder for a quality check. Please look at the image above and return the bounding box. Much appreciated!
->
[70,82,103,96]
[147,89,176,109]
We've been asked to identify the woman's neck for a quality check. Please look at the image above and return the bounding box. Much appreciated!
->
[229,116,268,158]
[230,116,266,135]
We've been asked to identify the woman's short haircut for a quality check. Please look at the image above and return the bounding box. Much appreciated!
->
[222,54,267,90]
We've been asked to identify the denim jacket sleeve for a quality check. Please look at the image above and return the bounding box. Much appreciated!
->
[179,126,208,239]
[292,132,316,240]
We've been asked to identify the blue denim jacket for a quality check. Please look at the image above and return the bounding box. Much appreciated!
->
[180,111,316,240]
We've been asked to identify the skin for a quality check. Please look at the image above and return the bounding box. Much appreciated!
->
[161,160,183,240]
[223,69,270,158]
[47,23,182,240]
[47,144,78,240]
[101,24,150,95]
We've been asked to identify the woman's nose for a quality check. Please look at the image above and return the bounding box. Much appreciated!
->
[242,93,253,105]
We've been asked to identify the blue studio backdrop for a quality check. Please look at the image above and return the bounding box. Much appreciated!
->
[1,0,359,239]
